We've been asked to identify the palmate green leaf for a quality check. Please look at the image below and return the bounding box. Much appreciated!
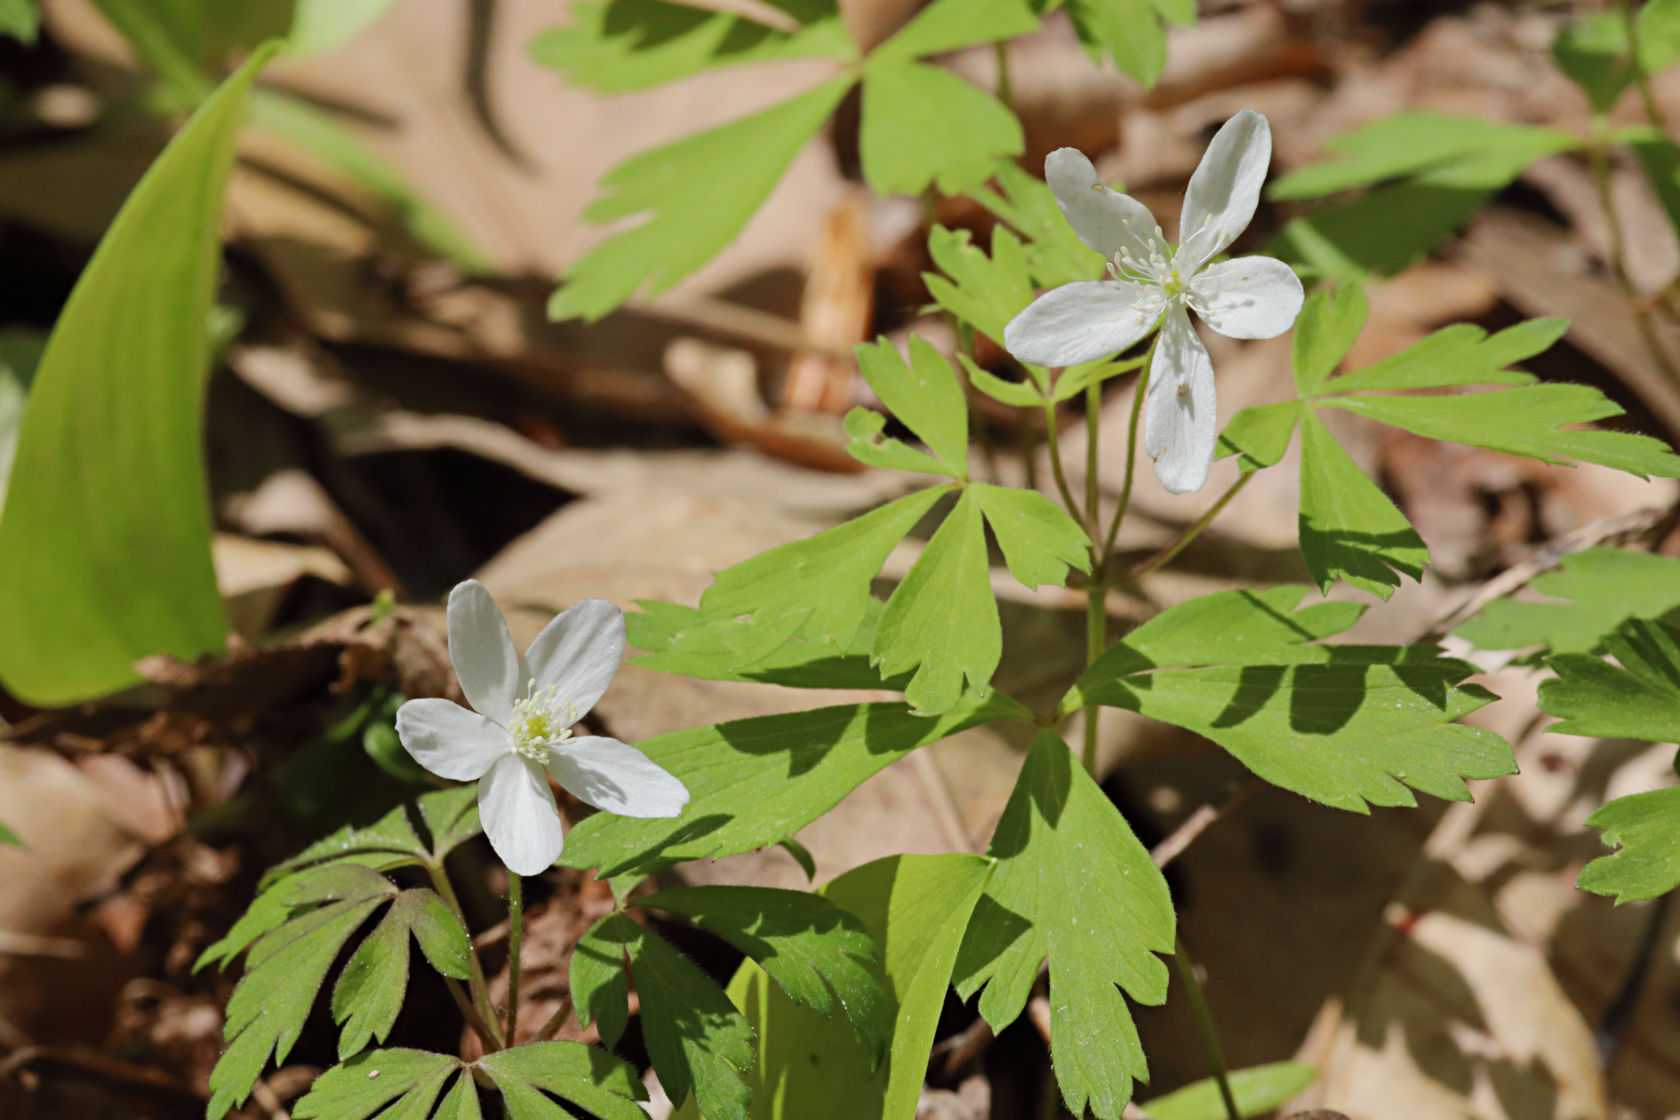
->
[1062,587,1515,812]
[924,225,1040,351]
[550,76,851,321]
[559,693,1025,879]
[209,866,398,1118]
[955,731,1175,1119]
[875,490,1000,713]
[673,854,992,1120]
[1291,281,1368,396]
[1217,401,1302,473]
[640,885,891,1058]
[1455,549,1680,654]
[573,913,755,1120]
[331,889,472,1058]
[264,784,481,888]
[1269,113,1578,278]
[0,49,276,705]
[530,0,855,93]
[1541,618,1680,744]
[1141,1061,1317,1120]
[974,483,1091,588]
[859,59,1024,196]
[1575,785,1680,903]
[294,1044,648,1120]
[1298,413,1427,599]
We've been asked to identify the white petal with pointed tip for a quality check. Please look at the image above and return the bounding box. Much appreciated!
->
[447,580,529,724]
[1177,110,1271,275]
[523,598,625,715]
[1045,147,1170,264]
[1145,309,1218,494]
[1189,256,1304,340]
[548,736,689,819]
[479,754,566,875]
[394,698,510,781]
[1004,281,1166,369]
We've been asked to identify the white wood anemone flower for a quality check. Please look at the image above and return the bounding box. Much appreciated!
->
[1003,110,1305,495]
[395,580,688,876]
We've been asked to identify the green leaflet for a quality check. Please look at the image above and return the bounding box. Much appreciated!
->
[876,490,1000,713]
[672,854,992,1120]
[640,886,892,1058]
[1455,549,1680,654]
[628,598,896,690]
[285,0,400,55]
[1541,618,1680,744]
[572,913,756,1120]
[1268,113,1579,278]
[1062,587,1515,813]
[530,0,856,93]
[1298,413,1427,599]
[558,693,1026,879]
[1220,295,1678,598]
[955,731,1175,1119]
[974,160,1106,289]
[859,59,1023,196]
[1628,129,1680,240]
[1062,0,1191,88]
[292,1044,648,1120]
[972,483,1090,588]
[852,336,969,471]
[331,890,473,1058]
[0,818,20,848]
[549,0,1039,320]
[550,76,853,321]
[262,784,480,889]
[0,48,275,706]
[924,225,1040,352]
[1141,1061,1318,1120]
[1576,785,1680,903]
[1553,5,1680,115]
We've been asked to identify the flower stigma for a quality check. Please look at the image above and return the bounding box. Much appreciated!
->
[507,684,580,764]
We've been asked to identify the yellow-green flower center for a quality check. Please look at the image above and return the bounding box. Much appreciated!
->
[508,685,579,764]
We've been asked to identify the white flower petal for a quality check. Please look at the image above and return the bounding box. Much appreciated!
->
[1177,110,1272,275]
[394,698,509,781]
[1045,147,1170,264]
[1188,256,1304,340]
[447,580,529,724]
[548,736,689,819]
[1003,281,1167,369]
[478,754,566,875]
[1144,308,1218,495]
[523,598,625,716]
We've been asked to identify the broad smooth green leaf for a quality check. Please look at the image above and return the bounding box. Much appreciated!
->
[1325,384,1680,477]
[1291,280,1368,396]
[1063,587,1515,812]
[673,854,992,1120]
[1576,785,1680,903]
[859,60,1023,196]
[640,885,891,1058]
[853,336,969,469]
[875,489,1000,714]
[559,693,1024,879]
[292,1049,462,1120]
[331,889,472,1058]
[1455,548,1680,654]
[1269,114,1577,278]
[551,76,851,320]
[0,330,44,500]
[209,869,397,1117]
[973,482,1091,588]
[1541,618,1680,744]
[0,48,275,706]
[1141,1061,1318,1120]
[477,1041,650,1120]
[572,913,755,1120]
[0,0,38,43]
[955,731,1175,1118]
[286,0,399,54]
[664,487,948,668]
[529,0,855,92]
[1298,413,1428,599]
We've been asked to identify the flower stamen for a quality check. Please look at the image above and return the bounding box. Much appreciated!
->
[507,684,580,764]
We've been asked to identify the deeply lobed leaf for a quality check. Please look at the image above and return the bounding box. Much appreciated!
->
[1456,549,1680,655]
[1576,785,1680,903]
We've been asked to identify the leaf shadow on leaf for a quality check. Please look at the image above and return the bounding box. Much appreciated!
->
[1299,522,1429,594]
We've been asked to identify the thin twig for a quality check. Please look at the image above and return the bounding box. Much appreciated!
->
[1150,779,1264,870]
[505,872,525,1045]
[1123,472,1255,586]
[428,865,505,1050]
[535,995,576,1043]
[1172,937,1241,1120]
[1102,355,1155,560]
[1044,400,1086,532]
[1082,383,1107,776]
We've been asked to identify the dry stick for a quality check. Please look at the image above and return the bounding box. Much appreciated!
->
[534,995,576,1044]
